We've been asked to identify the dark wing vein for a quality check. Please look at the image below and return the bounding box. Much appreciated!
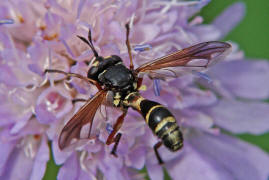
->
[135,41,231,73]
[58,90,107,150]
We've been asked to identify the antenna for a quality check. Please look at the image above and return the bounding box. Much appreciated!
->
[77,29,99,58]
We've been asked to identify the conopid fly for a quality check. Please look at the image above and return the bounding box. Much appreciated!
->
[45,23,231,164]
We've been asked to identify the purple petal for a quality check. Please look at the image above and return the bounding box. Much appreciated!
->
[189,25,221,42]
[35,103,57,124]
[108,21,124,42]
[29,137,50,180]
[76,0,86,19]
[60,24,76,39]
[125,145,146,169]
[0,64,20,86]
[208,60,269,100]
[146,163,163,180]
[166,146,223,180]
[205,99,269,134]
[0,140,17,175]
[133,24,160,44]
[179,109,216,133]
[28,64,44,76]
[161,10,178,32]
[213,2,246,39]
[190,133,269,180]
[168,76,194,89]
[57,153,79,180]
[60,39,75,58]
[180,87,217,108]
[77,169,94,180]
[35,87,72,124]
[1,147,34,180]
[47,0,68,14]
[52,139,72,165]
[10,110,32,134]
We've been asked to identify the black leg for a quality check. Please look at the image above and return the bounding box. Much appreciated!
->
[72,98,87,104]
[111,133,122,157]
[154,141,164,164]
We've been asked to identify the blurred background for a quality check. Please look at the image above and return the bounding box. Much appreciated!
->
[200,0,269,153]
[44,0,269,179]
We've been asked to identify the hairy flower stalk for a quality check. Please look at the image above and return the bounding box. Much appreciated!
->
[1,1,269,180]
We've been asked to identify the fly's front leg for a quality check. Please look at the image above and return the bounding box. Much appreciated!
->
[106,109,127,157]
[125,23,134,70]
[154,141,164,164]
[44,69,102,90]
[72,98,87,104]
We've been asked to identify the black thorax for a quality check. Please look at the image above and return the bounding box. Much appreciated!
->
[87,55,137,106]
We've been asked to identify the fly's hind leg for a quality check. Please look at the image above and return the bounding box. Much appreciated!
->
[44,69,102,90]
[154,141,164,164]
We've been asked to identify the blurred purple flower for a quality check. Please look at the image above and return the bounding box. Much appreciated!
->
[0,0,269,180]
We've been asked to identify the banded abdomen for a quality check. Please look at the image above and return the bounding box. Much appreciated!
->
[123,92,183,151]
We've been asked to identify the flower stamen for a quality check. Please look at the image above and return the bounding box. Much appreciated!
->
[43,33,59,41]
[153,79,161,96]
[193,71,212,83]
[106,123,113,134]
[134,44,152,52]
[0,19,14,25]
[16,15,24,23]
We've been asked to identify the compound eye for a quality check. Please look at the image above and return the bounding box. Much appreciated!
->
[111,55,122,63]
[87,66,98,79]
[95,56,104,62]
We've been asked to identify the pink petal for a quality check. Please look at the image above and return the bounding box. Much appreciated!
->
[205,99,269,134]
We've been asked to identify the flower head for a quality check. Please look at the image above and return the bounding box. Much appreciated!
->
[1,1,269,180]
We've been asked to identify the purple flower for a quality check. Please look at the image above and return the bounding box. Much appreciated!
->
[0,1,269,180]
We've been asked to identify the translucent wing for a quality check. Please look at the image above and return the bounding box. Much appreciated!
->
[135,41,231,78]
[58,90,107,150]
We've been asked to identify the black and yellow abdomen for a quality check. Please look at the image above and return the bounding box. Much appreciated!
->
[123,92,183,151]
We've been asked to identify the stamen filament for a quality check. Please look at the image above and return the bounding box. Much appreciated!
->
[134,44,152,52]
[153,79,161,96]
[0,19,14,25]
